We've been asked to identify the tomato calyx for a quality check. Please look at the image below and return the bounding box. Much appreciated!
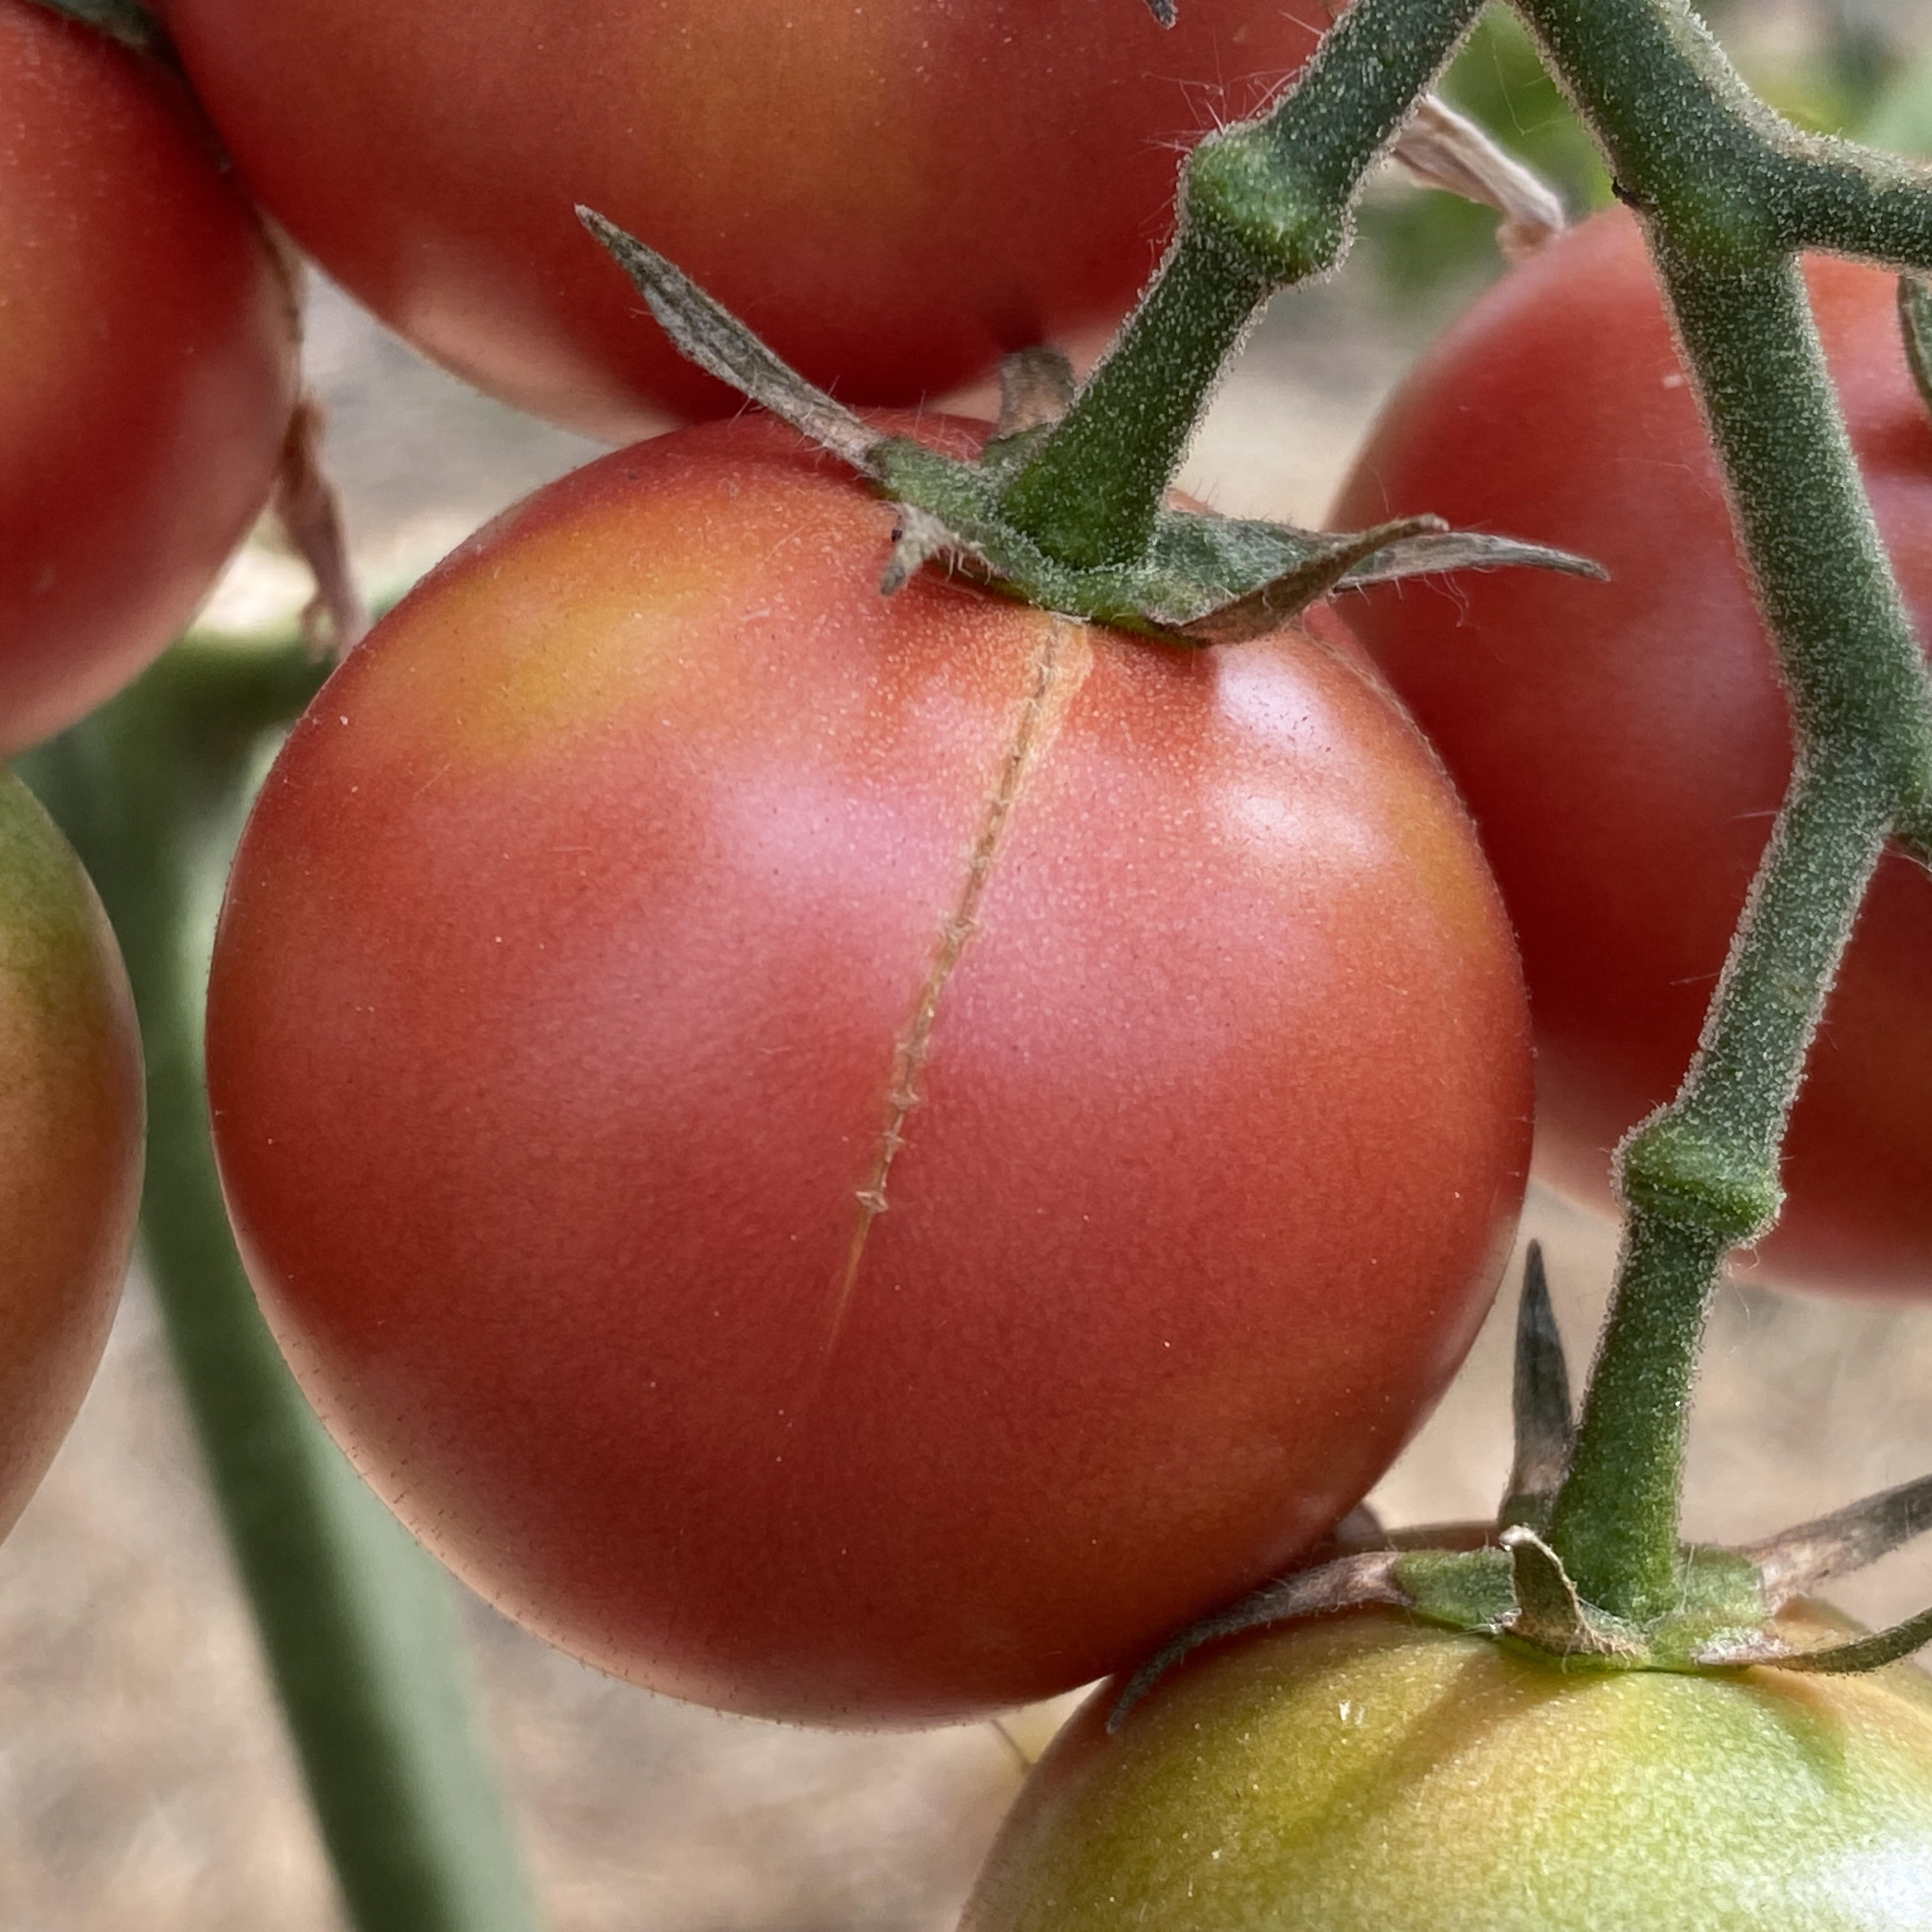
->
[1112,1243,1932,1728]
[580,208,1602,643]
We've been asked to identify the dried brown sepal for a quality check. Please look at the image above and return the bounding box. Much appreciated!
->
[1140,0,1176,24]
[1339,528,1609,589]
[880,505,966,595]
[1107,1551,1411,1730]
[1499,1242,1574,1533]
[1393,95,1567,262]
[580,206,880,470]
[1694,1602,1932,1675]
[272,394,369,660]
[1499,1526,1646,1659]
[1742,1471,1932,1606]
[1767,1604,1932,1675]
[1899,275,1932,424]
[582,213,1604,639]
[1172,517,1445,644]
[1322,1502,1389,1554]
[991,348,1077,442]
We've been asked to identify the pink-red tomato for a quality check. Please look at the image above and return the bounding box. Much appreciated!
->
[0,1,295,754]
[149,0,1322,439]
[1334,208,1932,1296]
[204,414,1533,1724]
[962,1606,1932,1929]
[0,771,142,1540]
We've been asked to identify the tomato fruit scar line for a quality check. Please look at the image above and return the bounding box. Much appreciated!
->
[820,617,1080,1360]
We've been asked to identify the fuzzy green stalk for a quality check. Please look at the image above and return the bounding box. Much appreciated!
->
[1512,0,1932,1620]
[994,0,1485,567]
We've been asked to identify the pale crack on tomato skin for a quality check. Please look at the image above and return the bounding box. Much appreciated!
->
[821,615,1082,1361]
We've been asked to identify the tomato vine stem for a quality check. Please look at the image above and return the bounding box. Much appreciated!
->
[993,0,1485,568]
[1512,0,1932,1623]
[1077,0,1932,1635]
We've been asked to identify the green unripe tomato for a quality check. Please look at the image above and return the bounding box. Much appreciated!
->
[963,1607,1932,1931]
[0,770,142,1537]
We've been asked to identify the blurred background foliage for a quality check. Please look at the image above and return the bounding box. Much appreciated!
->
[1356,0,1932,308]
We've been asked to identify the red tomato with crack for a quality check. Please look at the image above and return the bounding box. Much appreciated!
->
[148,0,1322,439]
[0,0,295,753]
[0,771,143,1540]
[1335,208,1932,1296]
[205,415,1533,1724]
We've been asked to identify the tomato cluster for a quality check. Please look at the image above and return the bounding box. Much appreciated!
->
[11,2,1932,1922]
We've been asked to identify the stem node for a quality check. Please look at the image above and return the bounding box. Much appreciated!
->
[1616,1116,1780,1247]
[1184,128,1347,284]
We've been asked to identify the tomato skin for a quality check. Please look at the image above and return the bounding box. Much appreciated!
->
[148,0,1319,440]
[0,772,143,1539]
[963,1607,1932,1931]
[0,1,295,754]
[1333,209,1932,1296]
[204,414,1532,1724]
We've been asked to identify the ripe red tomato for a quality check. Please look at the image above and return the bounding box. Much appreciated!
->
[962,1606,1932,1929]
[148,0,1321,440]
[1333,208,1932,1296]
[0,0,296,754]
[0,771,143,1540]
[204,414,1533,1725]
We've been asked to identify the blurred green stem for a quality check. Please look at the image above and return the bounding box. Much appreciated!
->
[16,632,544,1932]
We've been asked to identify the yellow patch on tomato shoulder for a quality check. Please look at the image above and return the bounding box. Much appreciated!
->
[354,490,751,771]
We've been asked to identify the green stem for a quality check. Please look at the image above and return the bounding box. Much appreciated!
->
[995,0,1484,567]
[1548,765,1886,1612]
[1510,0,1932,1620]
[15,634,545,1932]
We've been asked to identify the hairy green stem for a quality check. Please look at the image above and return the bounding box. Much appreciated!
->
[1506,0,1932,1619]
[15,636,545,1932]
[995,0,1483,566]
[1011,0,1932,1623]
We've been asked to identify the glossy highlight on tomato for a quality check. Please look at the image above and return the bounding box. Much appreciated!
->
[0,0,295,754]
[962,1606,1932,1931]
[205,413,1533,1725]
[0,771,142,1540]
[150,0,1322,439]
[1334,208,1932,1296]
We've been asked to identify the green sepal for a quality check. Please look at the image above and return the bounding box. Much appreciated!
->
[1393,1547,1515,1630]
[581,208,1602,641]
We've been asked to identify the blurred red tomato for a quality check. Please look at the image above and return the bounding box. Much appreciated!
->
[1335,208,1932,1296]
[206,414,1533,1724]
[150,0,1322,438]
[0,0,295,753]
